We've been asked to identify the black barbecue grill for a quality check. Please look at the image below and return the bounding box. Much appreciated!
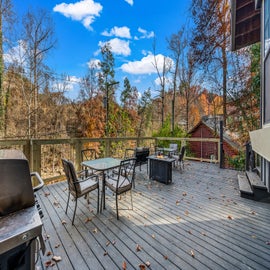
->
[0,149,45,270]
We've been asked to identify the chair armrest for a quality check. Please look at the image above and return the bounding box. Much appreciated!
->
[106,174,118,182]
[77,169,88,176]
[75,173,99,184]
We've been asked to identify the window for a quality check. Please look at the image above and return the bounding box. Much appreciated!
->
[264,0,270,56]
[264,51,270,124]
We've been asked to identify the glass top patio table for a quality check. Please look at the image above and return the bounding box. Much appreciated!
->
[81,157,122,171]
[81,157,122,212]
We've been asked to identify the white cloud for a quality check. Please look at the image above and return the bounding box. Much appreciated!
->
[87,58,101,69]
[154,76,172,86]
[135,27,154,40]
[53,0,103,30]
[98,38,131,56]
[102,26,131,39]
[4,40,27,65]
[121,53,173,75]
[52,75,81,92]
[124,0,133,6]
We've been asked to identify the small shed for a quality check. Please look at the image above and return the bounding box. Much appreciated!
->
[188,116,241,166]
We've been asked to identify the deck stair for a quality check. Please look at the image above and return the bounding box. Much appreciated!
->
[238,170,270,201]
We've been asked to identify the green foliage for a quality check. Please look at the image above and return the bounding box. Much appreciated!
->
[250,43,261,106]
[227,151,245,171]
[152,117,187,148]
[152,117,187,138]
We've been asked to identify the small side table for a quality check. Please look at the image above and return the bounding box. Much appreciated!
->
[147,155,175,184]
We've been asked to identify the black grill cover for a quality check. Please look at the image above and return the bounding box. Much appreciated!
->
[0,149,35,216]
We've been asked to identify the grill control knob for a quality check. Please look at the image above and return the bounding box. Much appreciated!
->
[22,233,29,241]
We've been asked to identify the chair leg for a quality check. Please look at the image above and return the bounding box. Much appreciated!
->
[97,187,100,214]
[132,173,136,189]
[130,190,133,210]
[72,198,78,225]
[116,194,119,220]
[66,192,70,214]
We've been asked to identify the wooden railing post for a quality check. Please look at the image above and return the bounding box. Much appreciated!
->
[105,138,110,157]
[32,140,41,174]
[23,140,31,167]
[74,139,82,171]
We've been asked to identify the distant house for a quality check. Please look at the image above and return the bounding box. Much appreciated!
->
[231,0,270,191]
[188,116,240,167]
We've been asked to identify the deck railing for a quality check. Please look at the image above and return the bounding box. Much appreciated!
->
[0,136,221,183]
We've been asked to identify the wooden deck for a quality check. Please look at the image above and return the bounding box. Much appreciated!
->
[35,161,270,270]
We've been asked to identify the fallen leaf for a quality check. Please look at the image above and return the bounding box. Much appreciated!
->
[145,261,151,267]
[52,255,62,262]
[85,217,92,223]
[61,220,67,225]
[112,240,116,245]
[93,228,98,233]
[46,251,52,256]
[106,241,110,246]
[44,192,50,197]
[190,250,195,258]
[201,232,207,236]
[139,264,146,270]
[188,230,192,234]
[44,234,50,240]
[251,235,257,239]
[251,211,256,215]
[53,201,59,206]
[176,200,180,205]
[266,241,270,245]
[164,255,168,260]
[151,234,155,239]
[122,261,127,270]
[176,216,181,221]
[227,215,233,220]
[54,243,61,248]
[44,260,52,267]
[136,244,142,252]
[185,210,189,216]
[104,251,108,256]
[182,192,187,196]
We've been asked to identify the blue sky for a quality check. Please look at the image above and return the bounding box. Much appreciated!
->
[11,0,191,99]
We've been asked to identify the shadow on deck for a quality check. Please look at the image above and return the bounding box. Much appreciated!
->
[35,161,270,270]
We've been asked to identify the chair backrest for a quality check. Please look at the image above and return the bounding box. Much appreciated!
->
[169,143,178,152]
[62,158,80,195]
[179,146,186,161]
[81,148,97,161]
[117,158,136,188]
[135,147,149,163]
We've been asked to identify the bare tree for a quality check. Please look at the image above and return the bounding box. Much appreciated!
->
[167,28,186,132]
[191,0,231,126]
[179,49,200,131]
[152,39,172,128]
[0,0,14,135]
[21,8,56,137]
[79,60,99,101]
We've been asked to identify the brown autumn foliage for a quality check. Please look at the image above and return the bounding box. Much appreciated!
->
[3,69,226,139]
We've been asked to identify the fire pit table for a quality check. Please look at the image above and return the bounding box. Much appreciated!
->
[147,155,175,184]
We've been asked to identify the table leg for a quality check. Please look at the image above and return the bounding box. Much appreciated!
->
[100,172,106,212]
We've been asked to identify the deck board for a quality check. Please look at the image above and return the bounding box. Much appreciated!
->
[35,161,270,270]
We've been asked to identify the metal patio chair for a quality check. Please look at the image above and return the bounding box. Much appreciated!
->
[62,158,99,225]
[104,158,136,219]
[172,146,186,172]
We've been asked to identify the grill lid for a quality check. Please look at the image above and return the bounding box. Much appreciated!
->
[0,149,35,216]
